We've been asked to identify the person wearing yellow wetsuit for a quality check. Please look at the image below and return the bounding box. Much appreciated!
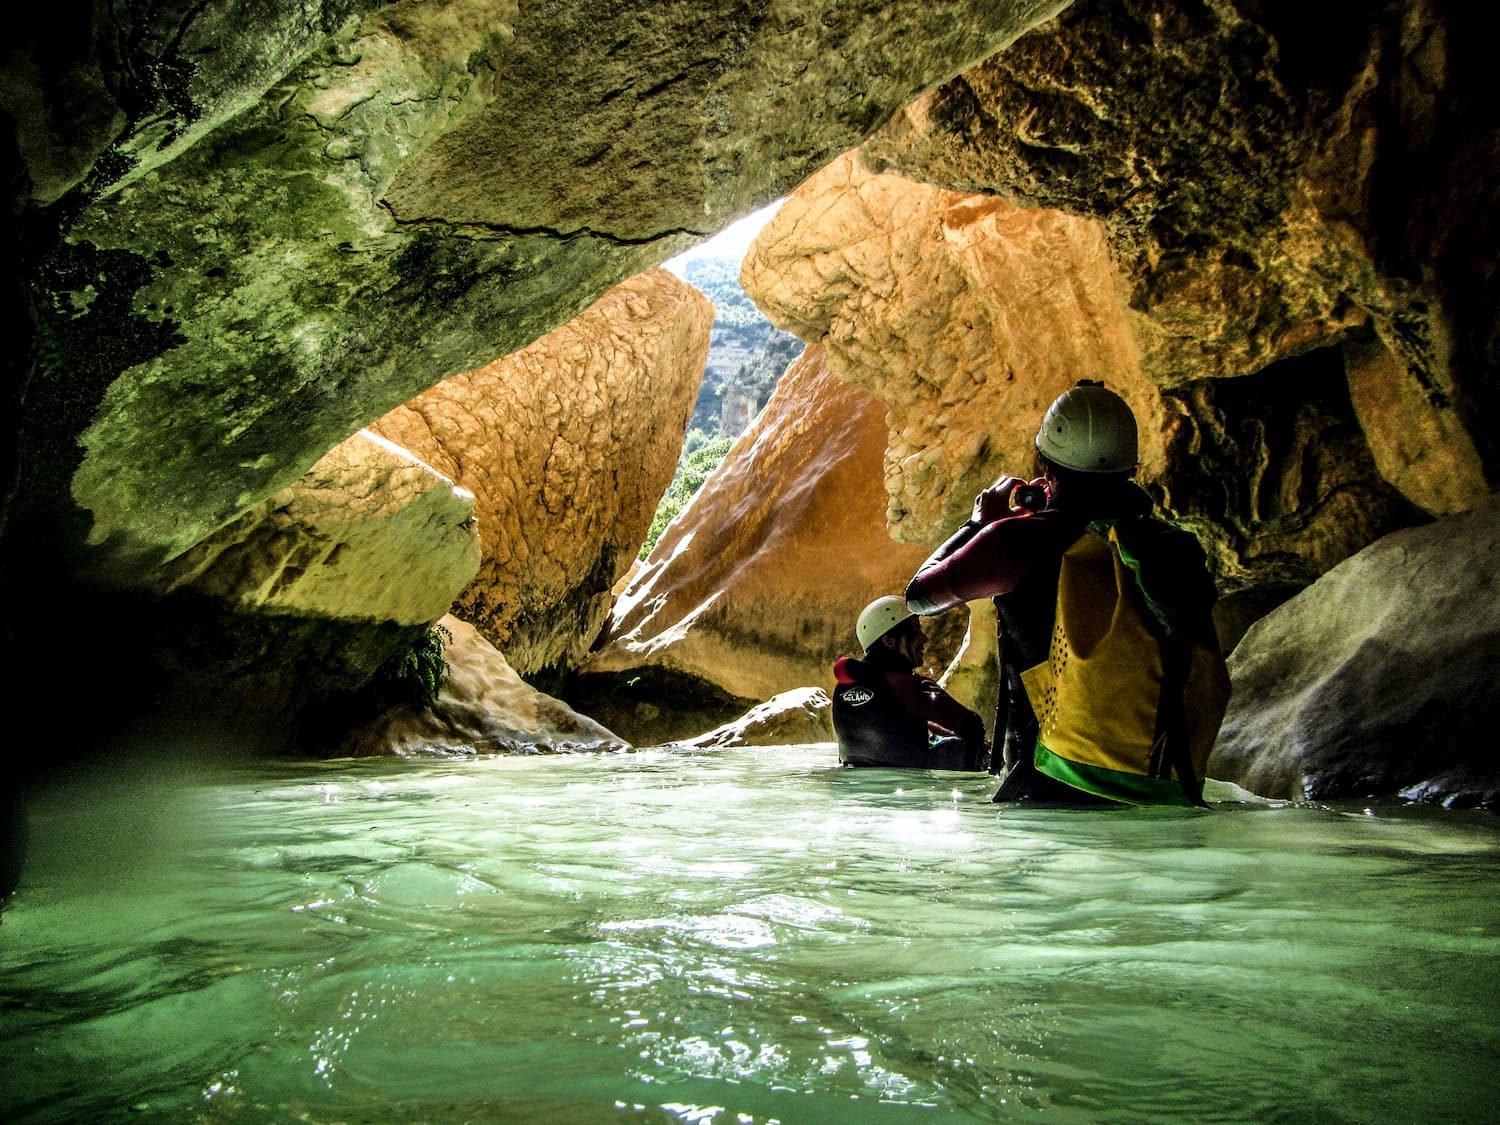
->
[905,381,1230,806]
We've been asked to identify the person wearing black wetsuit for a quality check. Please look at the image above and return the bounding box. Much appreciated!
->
[832,596,987,770]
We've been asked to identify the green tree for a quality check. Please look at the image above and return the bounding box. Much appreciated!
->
[639,434,735,559]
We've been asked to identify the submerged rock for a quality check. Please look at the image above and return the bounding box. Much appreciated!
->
[673,688,835,750]
[341,616,628,756]
[585,344,947,705]
[370,270,711,676]
[1209,496,1500,807]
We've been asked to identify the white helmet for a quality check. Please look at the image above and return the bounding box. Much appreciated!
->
[856,595,913,650]
[1035,381,1138,473]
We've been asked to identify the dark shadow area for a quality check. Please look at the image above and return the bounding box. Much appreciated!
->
[546,665,756,746]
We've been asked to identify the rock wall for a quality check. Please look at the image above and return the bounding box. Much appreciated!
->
[742,151,1161,548]
[155,429,479,625]
[370,269,711,676]
[5,0,1072,582]
[586,344,958,705]
[37,427,484,755]
[862,0,1496,520]
[1210,496,1500,808]
[743,43,1438,619]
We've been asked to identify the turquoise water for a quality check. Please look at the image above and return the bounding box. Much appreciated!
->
[3,746,1498,1123]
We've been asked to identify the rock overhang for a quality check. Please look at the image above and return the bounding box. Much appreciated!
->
[7,0,1074,585]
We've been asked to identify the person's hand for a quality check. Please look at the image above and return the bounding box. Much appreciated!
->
[972,477,1023,523]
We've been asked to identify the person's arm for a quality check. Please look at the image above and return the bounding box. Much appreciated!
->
[905,510,1054,614]
[885,673,984,744]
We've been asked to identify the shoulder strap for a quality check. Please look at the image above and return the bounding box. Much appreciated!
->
[1094,518,1211,806]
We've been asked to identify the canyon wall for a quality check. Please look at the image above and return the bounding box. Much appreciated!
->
[371,269,711,677]
[584,345,961,719]
[862,0,1495,523]
[738,0,1487,632]
[742,151,1160,549]
[3,0,1075,760]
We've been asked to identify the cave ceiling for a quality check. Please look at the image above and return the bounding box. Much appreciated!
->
[3,0,1070,579]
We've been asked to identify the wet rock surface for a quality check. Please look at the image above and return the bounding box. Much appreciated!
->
[370,270,711,676]
[672,688,835,750]
[1210,496,1500,807]
[584,344,954,706]
[341,615,629,756]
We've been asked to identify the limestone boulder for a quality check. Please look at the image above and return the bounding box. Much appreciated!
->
[673,688,835,750]
[370,269,711,676]
[937,600,1001,743]
[742,151,1162,548]
[341,615,629,756]
[585,344,961,705]
[7,0,1073,583]
[1209,495,1500,808]
[862,0,1495,518]
[154,429,479,625]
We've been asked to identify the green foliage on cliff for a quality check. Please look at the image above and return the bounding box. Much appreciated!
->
[372,622,454,708]
[677,257,799,435]
[639,432,735,559]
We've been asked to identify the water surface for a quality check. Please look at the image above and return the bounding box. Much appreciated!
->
[3,746,1498,1122]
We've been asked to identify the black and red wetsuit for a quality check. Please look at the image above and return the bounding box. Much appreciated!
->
[831,647,985,770]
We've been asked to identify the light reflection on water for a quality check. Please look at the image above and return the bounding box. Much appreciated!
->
[2,745,1498,1123]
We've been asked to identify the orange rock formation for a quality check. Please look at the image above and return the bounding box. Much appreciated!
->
[741,152,1164,548]
[372,270,713,675]
[587,344,952,703]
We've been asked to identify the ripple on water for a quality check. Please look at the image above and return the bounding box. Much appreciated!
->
[2,746,1498,1123]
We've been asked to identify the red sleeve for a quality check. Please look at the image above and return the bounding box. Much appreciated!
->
[906,512,1058,612]
[884,672,981,736]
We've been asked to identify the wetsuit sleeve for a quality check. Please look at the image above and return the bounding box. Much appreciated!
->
[884,672,984,742]
[905,513,1053,614]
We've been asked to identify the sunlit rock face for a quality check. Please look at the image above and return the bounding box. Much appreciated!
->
[152,429,479,626]
[586,344,944,704]
[862,0,1495,520]
[937,600,1001,742]
[5,0,1071,581]
[742,151,1162,548]
[369,270,711,676]
[341,616,628,756]
[1210,496,1500,807]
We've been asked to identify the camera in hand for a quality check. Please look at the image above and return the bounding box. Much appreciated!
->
[1010,482,1048,513]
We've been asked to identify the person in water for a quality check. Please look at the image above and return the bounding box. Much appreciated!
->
[832,595,987,770]
[905,380,1230,806]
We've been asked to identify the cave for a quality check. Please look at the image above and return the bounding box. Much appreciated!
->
[2,0,1498,1118]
